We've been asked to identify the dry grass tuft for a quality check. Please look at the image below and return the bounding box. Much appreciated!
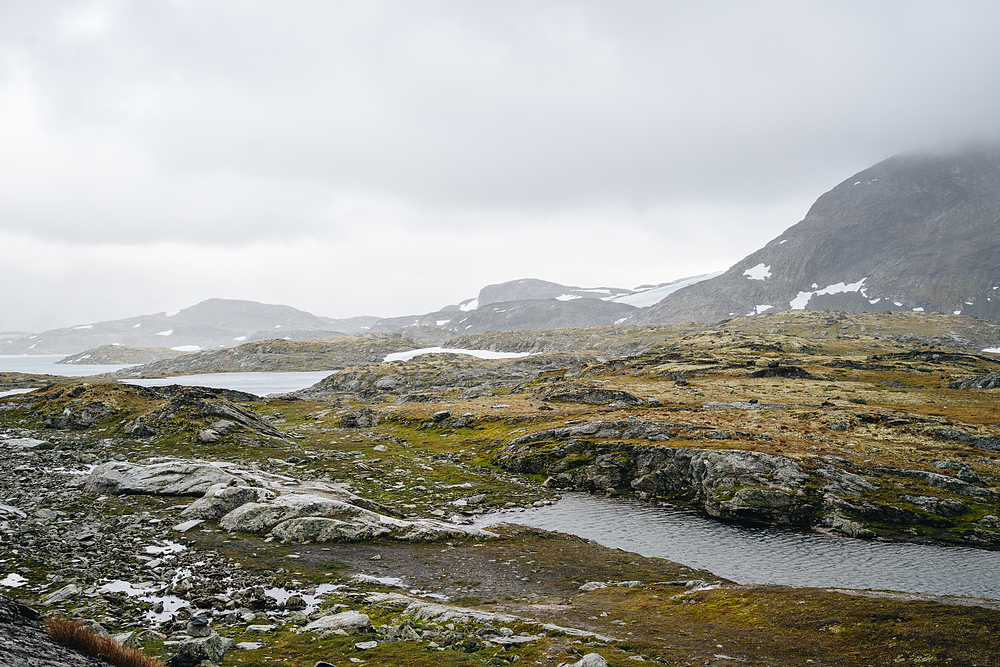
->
[45,617,164,667]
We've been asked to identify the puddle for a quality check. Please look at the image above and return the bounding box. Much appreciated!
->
[99,579,190,624]
[353,574,405,587]
[145,540,186,555]
[264,583,342,614]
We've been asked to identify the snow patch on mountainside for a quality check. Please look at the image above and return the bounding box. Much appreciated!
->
[609,272,723,308]
[790,278,868,310]
[744,264,772,281]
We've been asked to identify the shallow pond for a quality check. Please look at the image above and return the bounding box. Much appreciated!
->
[480,493,1000,600]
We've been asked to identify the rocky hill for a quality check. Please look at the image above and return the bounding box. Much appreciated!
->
[642,145,1000,324]
[3,299,352,356]
[56,345,184,365]
[102,334,421,377]
[366,277,719,336]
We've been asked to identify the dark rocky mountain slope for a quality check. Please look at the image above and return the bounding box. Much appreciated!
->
[642,145,1000,324]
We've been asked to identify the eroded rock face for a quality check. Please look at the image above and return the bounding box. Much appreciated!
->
[499,428,814,525]
[84,460,235,496]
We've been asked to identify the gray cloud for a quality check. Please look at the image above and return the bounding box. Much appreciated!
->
[2,1,1000,329]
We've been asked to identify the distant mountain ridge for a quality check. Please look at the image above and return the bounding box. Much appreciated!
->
[10,146,1000,356]
[366,276,719,336]
[641,145,1000,324]
[3,298,353,355]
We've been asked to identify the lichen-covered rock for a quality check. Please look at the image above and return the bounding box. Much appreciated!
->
[84,460,235,496]
[180,483,276,520]
[269,517,391,542]
[574,654,609,667]
[819,466,879,496]
[900,495,967,517]
[122,417,158,437]
[0,594,109,667]
[947,372,1000,389]
[44,402,111,430]
[219,493,384,533]
[165,632,235,666]
[302,610,373,635]
[819,511,875,538]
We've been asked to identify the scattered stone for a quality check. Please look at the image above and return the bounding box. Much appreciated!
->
[339,409,382,428]
[123,418,158,438]
[198,429,221,443]
[42,583,80,606]
[283,595,307,611]
[172,519,205,532]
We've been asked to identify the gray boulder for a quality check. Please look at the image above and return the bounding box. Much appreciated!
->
[123,418,158,438]
[574,653,609,667]
[302,610,373,635]
[180,483,276,520]
[270,517,391,543]
[166,632,234,667]
[84,460,235,496]
[219,493,385,534]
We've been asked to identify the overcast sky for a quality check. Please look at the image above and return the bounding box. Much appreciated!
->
[3,1,1000,332]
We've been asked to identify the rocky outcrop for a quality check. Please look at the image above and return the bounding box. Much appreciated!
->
[104,333,417,377]
[495,422,997,536]
[948,372,1000,389]
[57,345,183,365]
[496,428,814,525]
[84,460,236,496]
[538,388,643,406]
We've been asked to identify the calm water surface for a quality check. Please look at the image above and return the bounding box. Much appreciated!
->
[121,371,335,396]
[0,355,135,377]
[479,493,1000,599]
[0,356,334,396]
